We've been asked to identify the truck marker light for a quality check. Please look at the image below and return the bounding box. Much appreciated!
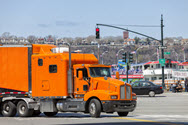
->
[132,95,137,100]
[111,95,118,99]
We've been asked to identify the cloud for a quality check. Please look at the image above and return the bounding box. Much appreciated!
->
[55,20,80,27]
[38,24,50,28]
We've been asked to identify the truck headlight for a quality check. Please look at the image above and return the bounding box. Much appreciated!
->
[132,95,137,100]
[111,95,117,99]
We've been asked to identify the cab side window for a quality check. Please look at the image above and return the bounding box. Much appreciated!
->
[38,59,43,66]
[49,65,57,73]
[77,68,88,78]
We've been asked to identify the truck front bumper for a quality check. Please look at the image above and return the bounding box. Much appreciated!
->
[101,100,136,113]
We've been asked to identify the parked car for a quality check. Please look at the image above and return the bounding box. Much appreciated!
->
[130,81,163,97]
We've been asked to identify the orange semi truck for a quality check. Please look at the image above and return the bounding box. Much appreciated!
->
[0,44,136,117]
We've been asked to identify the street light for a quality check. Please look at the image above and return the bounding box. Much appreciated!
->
[101,51,108,64]
[116,49,124,64]
[135,46,149,64]
[149,53,158,61]
[182,47,186,62]
[172,50,179,62]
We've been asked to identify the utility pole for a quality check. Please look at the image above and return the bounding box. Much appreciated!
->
[98,44,100,62]
[161,15,165,89]
[126,61,129,83]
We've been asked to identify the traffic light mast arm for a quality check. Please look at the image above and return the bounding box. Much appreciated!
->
[96,23,160,42]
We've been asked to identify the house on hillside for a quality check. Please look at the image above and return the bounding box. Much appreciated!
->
[124,39,135,45]
[181,39,188,45]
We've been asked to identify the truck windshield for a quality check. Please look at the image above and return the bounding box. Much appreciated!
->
[89,67,111,77]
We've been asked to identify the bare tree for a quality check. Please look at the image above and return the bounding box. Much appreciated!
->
[1,32,11,39]
[27,35,37,44]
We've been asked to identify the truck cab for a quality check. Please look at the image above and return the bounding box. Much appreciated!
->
[73,64,137,117]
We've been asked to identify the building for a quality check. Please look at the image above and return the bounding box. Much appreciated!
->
[181,39,188,45]
[124,39,135,45]
[123,31,129,39]
[172,62,188,80]
[143,60,179,81]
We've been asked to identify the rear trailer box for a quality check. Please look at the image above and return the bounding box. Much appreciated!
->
[0,45,32,92]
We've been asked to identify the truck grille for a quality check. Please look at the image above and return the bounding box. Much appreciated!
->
[126,85,131,99]
[120,85,125,99]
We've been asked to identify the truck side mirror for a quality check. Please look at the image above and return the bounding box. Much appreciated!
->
[78,71,83,80]
[116,71,119,79]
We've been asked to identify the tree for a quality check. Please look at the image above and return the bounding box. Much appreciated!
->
[27,35,37,44]
[1,32,10,39]
[63,37,74,45]
[86,35,95,44]
[146,38,151,45]
[134,37,140,44]
[74,37,83,45]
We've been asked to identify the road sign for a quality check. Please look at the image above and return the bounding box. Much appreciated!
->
[159,59,165,66]
[158,46,167,49]
[164,52,171,55]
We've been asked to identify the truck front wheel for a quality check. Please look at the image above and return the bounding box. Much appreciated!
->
[117,112,129,117]
[17,101,33,117]
[1,101,17,117]
[89,99,101,118]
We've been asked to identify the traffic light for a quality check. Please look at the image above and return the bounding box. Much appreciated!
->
[96,28,100,39]
[122,53,127,62]
[129,53,133,63]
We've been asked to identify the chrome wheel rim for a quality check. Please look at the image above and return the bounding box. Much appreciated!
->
[90,103,96,115]
[4,104,10,114]
[19,105,26,115]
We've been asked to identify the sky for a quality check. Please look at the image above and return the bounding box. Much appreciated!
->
[0,0,188,39]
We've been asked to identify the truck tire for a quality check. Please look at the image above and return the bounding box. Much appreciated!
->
[149,91,155,97]
[89,99,101,118]
[117,112,129,117]
[44,112,57,117]
[17,101,33,117]
[1,101,17,117]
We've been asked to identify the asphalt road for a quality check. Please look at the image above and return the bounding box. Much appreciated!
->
[0,92,188,125]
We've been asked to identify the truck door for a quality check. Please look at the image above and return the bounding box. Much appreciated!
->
[74,68,89,98]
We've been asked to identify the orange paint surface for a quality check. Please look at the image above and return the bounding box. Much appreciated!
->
[0,47,29,92]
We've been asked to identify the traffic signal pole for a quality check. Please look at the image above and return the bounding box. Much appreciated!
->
[161,15,165,89]
[96,16,165,87]
[96,24,160,42]
[127,62,129,83]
